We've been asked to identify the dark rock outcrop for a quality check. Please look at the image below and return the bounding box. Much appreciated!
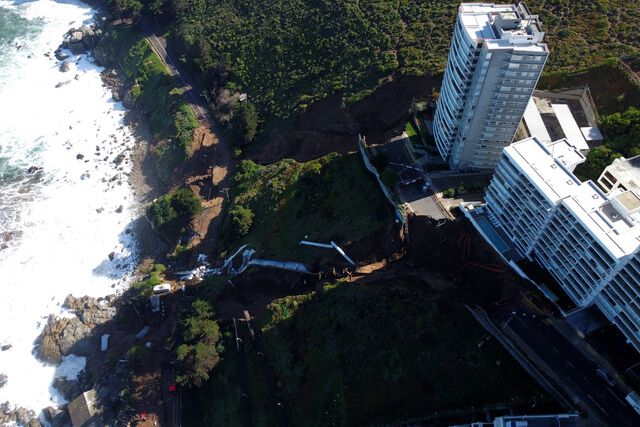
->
[35,316,91,364]
[43,405,71,427]
[52,375,87,402]
[63,294,116,328]
[34,294,116,364]
[60,24,102,55]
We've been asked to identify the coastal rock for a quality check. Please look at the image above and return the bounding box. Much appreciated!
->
[63,294,116,328]
[0,373,6,388]
[52,376,82,401]
[35,315,92,364]
[93,43,114,66]
[113,153,125,164]
[55,80,71,88]
[115,205,123,214]
[112,89,121,102]
[54,48,69,61]
[59,61,70,73]
[0,405,39,427]
[122,87,137,109]
[61,24,100,55]
[43,405,71,427]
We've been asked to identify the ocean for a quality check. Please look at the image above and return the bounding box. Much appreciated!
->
[0,0,138,414]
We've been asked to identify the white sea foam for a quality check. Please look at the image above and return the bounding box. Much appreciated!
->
[0,0,138,413]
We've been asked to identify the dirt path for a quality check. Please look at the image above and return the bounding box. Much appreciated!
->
[140,20,235,255]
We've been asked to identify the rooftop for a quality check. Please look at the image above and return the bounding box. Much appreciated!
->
[506,137,640,258]
[458,3,547,52]
[599,155,640,193]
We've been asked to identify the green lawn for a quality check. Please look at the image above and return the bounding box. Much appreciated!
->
[220,153,391,261]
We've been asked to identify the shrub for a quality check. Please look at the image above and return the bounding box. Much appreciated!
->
[229,205,254,237]
[148,189,202,241]
[131,263,166,296]
[442,188,456,198]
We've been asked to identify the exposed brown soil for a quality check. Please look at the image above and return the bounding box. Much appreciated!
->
[250,74,441,164]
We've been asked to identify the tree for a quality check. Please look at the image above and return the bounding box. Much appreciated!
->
[579,145,622,182]
[229,205,254,237]
[110,0,143,20]
[147,0,165,24]
[176,299,222,387]
[232,101,259,145]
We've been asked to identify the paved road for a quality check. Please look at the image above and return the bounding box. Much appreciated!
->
[399,183,450,220]
[140,21,209,123]
[497,301,640,427]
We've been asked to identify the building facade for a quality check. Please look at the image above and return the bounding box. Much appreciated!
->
[433,3,548,170]
[484,137,640,350]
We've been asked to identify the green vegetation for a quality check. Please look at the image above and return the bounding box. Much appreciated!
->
[147,188,202,242]
[442,188,456,198]
[124,0,639,130]
[529,1,640,72]
[538,59,640,115]
[177,299,223,387]
[102,26,199,181]
[231,101,259,146]
[221,153,390,260]
[575,107,640,181]
[131,263,166,296]
[404,120,418,138]
[184,282,549,425]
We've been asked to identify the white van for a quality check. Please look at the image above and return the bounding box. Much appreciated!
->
[152,283,172,295]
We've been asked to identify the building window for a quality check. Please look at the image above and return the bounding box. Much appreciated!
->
[604,171,618,184]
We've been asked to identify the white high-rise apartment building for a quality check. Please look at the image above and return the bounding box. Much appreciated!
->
[484,136,640,350]
[434,3,548,170]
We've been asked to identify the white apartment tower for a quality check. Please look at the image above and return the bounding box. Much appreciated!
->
[434,3,548,170]
[485,137,640,350]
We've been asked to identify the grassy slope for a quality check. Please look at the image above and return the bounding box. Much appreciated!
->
[104,25,199,181]
[170,0,640,122]
[184,282,550,426]
[220,153,390,261]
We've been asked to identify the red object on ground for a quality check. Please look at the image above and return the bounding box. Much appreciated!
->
[168,384,177,392]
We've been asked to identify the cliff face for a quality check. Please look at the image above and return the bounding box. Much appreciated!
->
[250,74,440,164]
